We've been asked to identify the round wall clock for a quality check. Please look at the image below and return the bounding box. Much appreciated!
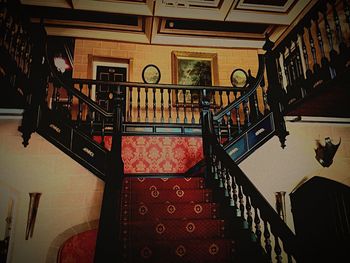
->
[142,64,161,84]
[230,68,248,88]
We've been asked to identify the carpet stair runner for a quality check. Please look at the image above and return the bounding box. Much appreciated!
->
[121,176,237,263]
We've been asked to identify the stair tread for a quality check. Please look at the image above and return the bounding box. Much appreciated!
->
[121,202,220,220]
[123,238,236,263]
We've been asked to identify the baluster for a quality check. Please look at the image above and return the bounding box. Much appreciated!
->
[235,106,241,133]
[261,77,269,114]
[263,221,272,261]
[183,89,187,124]
[243,99,250,126]
[101,118,105,147]
[226,90,231,105]
[77,84,83,125]
[300,30,314,90]
[153,87,156,122]
[137,87,141,122]
[217,118,223,146]
[231,175,238,210]
[307,20,321,82]
[344,0,350,31]
[212,91,217,113]
[281,51,291,92]
[254,208,262,246]
[246,195,253,234]
[190,90,195,124]
[274,235,283,263]
[226,170,234,206]
[224,112,230,142]
[128,86,132,121]
[331,0,344,46]
[144,87,149,122]
[168,89,172,123]
[222,166,229,197]
[55,84,60,111]
[321,3,337,79]
[175,90,179,123]
[315,13,331,82]
[238,185,246,227]
[217,160,224,188]
[219,91,223,109]
[159,88,164,123]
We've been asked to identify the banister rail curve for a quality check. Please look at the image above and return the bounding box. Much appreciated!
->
[213,54,265,122]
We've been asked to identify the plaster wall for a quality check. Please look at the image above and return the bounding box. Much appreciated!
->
[0,119,104,263]
[239,120,350,231]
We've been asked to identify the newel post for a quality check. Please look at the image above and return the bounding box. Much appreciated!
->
[18,21,48,147]
[94,88,124,263]
[263,34,289,148]
[200,89,214,185]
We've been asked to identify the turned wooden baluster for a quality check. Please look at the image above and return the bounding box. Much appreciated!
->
[243,99,251,127]
[190,90,195,124]
[315,13,331,82]
[222,166,229,197]
[226,169,234,205]
[231,175,238,211]
[137,87,141,122]
[226,111,232,141]
[274,234,283,263]
[226,90,231,105]
[160,88,164,123]
[219,91,223,110]
[235,106,241,133]
[77,84,83,125]
[145,87,149,122]
[101,118,105,147]
[175,90,179,123]
[263,220,272,261]
[331,0,344,46]
[246,195,253,233]
[307,20,321,80]
[261,76,269,114]
[153,87,156,122]
[217,118,223,146]
[168,89,172,123]
[254,208,262,246]
[344,0,350,30]
[183,89,187,123]
[128,86,132,121]
[238,185,245,221]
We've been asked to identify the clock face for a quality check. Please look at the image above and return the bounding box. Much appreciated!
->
[142,64,161,84]
[231,69,248,88]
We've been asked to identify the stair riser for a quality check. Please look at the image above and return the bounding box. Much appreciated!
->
[122,190,212,204]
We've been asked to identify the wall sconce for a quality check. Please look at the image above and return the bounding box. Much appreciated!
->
[25,193,41,240]
[275,191,287,222]
[315,137,341,167]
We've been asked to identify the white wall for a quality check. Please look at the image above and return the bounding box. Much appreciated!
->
[0,119,104,263]
[239,120,350,231]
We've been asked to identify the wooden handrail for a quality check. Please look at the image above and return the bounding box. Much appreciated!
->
[202,110,301,261]
[213,54,265,121]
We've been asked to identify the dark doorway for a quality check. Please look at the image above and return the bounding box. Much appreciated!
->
[95,65,127,113]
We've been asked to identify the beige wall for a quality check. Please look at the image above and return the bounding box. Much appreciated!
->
[73,39,260,84]
[239,120,350,231]
[0,119,103,263]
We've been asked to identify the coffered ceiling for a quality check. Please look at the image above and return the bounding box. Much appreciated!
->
[21,0,317,49]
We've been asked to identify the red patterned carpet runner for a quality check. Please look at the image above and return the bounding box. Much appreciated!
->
[58,176,236,263]
[121,176,236,262]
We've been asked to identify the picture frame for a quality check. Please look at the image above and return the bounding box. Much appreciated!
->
[171,51,218,105]
[142,64,161,84]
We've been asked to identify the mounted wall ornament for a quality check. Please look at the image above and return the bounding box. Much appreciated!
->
[25,192,42,240]
[142,64,161,84]
[230,68,248,88]
[315,137,341,167]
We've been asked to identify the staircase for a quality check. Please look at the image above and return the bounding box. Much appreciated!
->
[58,175,270,263]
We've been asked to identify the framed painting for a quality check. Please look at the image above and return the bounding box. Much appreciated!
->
[171,51,218,105]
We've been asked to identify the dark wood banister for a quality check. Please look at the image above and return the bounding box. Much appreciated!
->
[213,54,265,122]
[202,110,301,261]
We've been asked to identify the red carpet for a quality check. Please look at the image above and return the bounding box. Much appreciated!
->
[121,176,236,262]
[58,176,236,263]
